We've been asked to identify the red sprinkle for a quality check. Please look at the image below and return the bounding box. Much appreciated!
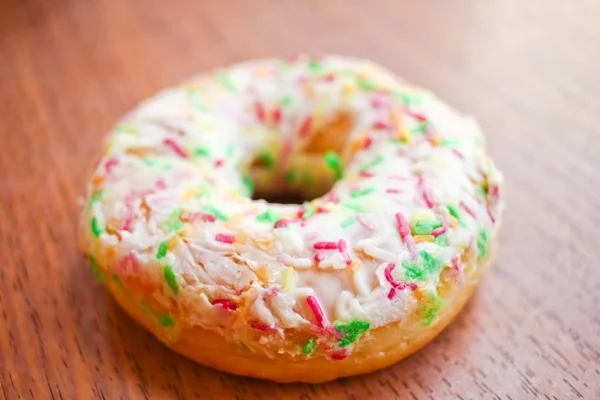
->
[487,209,496,223]
[432,226,447,236]
[163,138,188,158]
[121,215,133,232]
[488,185,499,197]
[255,101,266,122]
[360,171,375,178]
[418,177,434,208]
[364,136,373,148]
[328,348,349,360]
[250,321,277,333]
[395,213,410,239]
[215,233,235,244]
[405,108,427,122]
[274,219,300,229]
[313,241,338,250]
[214,159,224,167]
[460,201,476,219]
[313,253,325,262]
[212,299,237,310]
[338,239,352,266]
[374,120,391,130]
[306,296,326,327]
[104,158,119,174]
[386,188,403,193]
[199,213,217,223]
[452,256,460,272]
[272,108,282,124]
[385,263,418,299]
[452,149,465,159]
[298,116,312,137]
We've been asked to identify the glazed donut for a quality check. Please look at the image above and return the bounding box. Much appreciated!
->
[80,55,503,382]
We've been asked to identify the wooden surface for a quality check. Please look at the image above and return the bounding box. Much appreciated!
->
[1,0,599,398]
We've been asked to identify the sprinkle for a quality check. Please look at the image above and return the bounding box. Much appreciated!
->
[432,226,447,236]
[250,322,277,333]
[412,220,442,235]
[314,253,325,262]
[341,216,356,229]
[395,212,411,239]
[306,296,326,327]
[452,149,465,159]
[356,214,375,231]
[163,210,183,232]
[156,242,168,259]
[359,155,384,172]
[272,108,282,124]
[418,178,434,208]
[385,188,403,194]
[421,251,442,274]
[259,152,275,168]
[194,147,210,157]
[338,239,352,265]
[274,219,293,228]
[350,187,375,198]
[301,205,315,219]
[199,213,217,223]
[163,138,188,158]
[313,241,338,250]
[212,299,237,310]
[328,348,349,360]
[285,170,297,185]
[324,151,344,180]
[414,235,434,243]
[384,263,418,295]
[203,206,229,221]
[214,159,224,167]
[163,266,179,295]
[357,78,376,91]
[460,201,476,219]
[360,171,375,178]
[280,95,293,106]
[373,120,392,130]
[104,158,119,174]
[343,202,367,212]
[402,260,424,280]
[87,254,104,281]
[298,116,312,137]
[90,189,103,204]
[282,267,295,292]
[478,230,488,260]
[307,59,325,73]
[411,121,429,135]
[242,175,254,196]
[91,217,102,237]
[215,72,236,91]
[215,233,235,244]
[447,205,464,226]
[302,338,315,354]
[487,209,496,223]
[159,315,175,327]
[257,208,280,224]
[255,101,266,122]
[434,234,448,246]
[421,299,441,327]
[336,321,370,347]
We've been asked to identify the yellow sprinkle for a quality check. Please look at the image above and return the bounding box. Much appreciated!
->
[349,259,362,273]
[390,109,412,143]
[414,235,435,243]
[183,187,207,200]
[449,218,459,228]
[167,237,178,250]
[411,209,436,223]
[282,267,295,292]
[256,265,269,284]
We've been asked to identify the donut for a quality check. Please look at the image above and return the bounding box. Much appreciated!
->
[80,55,504,383]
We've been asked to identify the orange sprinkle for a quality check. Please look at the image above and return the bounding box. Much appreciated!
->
[255,265,269,284]
[349,259,361,273]
[105,247,116,263]
[92,175,104,188]
[449,218,459,228]
[414,235,435,243]
[390,109,412,143]
[167,237,178,250]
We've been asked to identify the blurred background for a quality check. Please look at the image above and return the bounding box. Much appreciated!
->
[0,0,598,399]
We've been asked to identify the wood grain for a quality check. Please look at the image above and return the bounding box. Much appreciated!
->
[1,0,599,398]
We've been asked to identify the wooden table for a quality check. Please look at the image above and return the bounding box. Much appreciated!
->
[1,0,599,398]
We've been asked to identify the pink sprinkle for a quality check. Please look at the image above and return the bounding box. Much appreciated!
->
[297,207,306,218]
[389,175,410,181]
[356,214,375,231]
[314,241,338,250]
[384,263,397,286]
[298,116,312,137]
[104,158,119,174]
[214,159,224,167]
[325,192,340,203]
[452,256,460,272]
[163,138,188,158]
[272,108,282,124]
[418,178,434,208]
[199,213,217,223]
[487,208,496,223]
[364,136,373,148]
[395,213,410,239]
[406,235,417,259]
[338,239,352,266]
[373,120,391,130]
[274,219,300,229]
[212,299,237,310]
[155,179,167,190]
[250,321,277,333]
[385,263,418,299]
[360,171,375,178]
[488,185,499,196]
[255,101,266,122]
[215,233,235,244]
[306,296,326,327]
[119,251,139,273]
[370,92,388,108]
[315,206,328,214]
[405,108,427,122]
[432,226,447,236]
[452,149,465,159]
[460,201,476,219]
[328,348,349,360]
[387,288,396,299]
[386,188,403,194]
[314,253,325,262]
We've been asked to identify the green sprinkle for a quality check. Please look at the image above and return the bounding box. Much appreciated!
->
[335,321,370,347]
[91,217,102,237]
[87,254,104,281]
[421,297,442,327]
[302,205,315,220]
[307,60,325,73]
[194,147,210,157]
[111,274,122,284]
[478,230,488,260]
[280,96,293,107]
[302,338,315,354]
[343,202,367,213]
[402,260,423,281]
[447,205,464,226]
[350,187,375,198]
[285,170,297,186]
[226,143,235,159]
[242,175,254,196]
[324,151,344,180]
[164,266,179,295]
[257,208,280,224]
[142,158,173,170]
[203,206,229,221]
[359,155,384,172]
[441,139,462,147]
[163,209,183,232]
[411,121,430,134]
[392,91,417,106]
[259,152,275,168]
[357,79,376,91]
[116,123,135,134]
[90,189,103,204]
[412,220,442,236]
[159,315,175,327]
[341,216,356,229]
[434,234,448,247]
[215,73,236,91]
[420,251,442,274]
[156,242,168,259]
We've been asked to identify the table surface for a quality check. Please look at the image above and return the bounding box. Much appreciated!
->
[1,0,599,398]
